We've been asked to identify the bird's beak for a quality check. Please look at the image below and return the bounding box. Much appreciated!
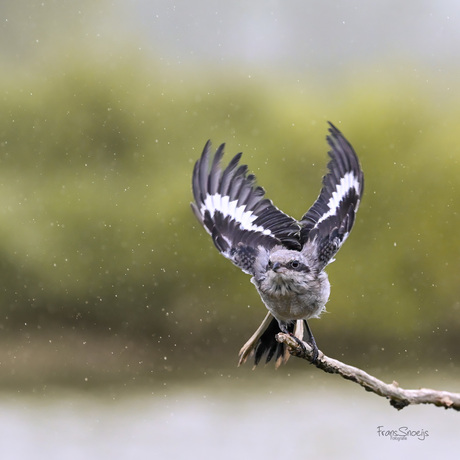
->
[272,262,281,272]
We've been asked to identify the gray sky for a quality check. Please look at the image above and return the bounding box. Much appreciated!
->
[123,1,460,73]
[2,0,460,79]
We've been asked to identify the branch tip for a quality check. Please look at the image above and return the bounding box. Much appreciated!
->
[275,333,460,411]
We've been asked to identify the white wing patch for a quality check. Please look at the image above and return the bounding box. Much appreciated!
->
[316,172,361,225]
[202,193,273,235]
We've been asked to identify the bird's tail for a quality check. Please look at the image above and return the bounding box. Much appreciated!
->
[238,313,304,369]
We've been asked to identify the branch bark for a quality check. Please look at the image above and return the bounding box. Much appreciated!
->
[276,333,460,411]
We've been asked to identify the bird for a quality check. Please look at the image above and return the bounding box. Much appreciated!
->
[191,122,364,368]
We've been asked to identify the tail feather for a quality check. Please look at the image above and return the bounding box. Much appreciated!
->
[254,318,291,366]
[239,314,304,368]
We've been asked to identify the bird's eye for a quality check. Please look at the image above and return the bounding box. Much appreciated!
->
[290,260,300,269]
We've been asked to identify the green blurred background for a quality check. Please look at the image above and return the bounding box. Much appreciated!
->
[0,0,459,390]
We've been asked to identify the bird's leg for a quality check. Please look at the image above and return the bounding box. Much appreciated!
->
[279,322,309,360]
[278,320,319,363]
[303,320,319,363]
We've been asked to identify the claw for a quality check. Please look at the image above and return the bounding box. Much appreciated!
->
[309,340,319,363]
[291,335,319,363]
[303,320,319,363]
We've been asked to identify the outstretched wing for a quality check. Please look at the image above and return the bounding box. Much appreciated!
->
[300,122,364,269]
[191,141,301,275]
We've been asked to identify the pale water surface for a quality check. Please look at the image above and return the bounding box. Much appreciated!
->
[0,376,458,460]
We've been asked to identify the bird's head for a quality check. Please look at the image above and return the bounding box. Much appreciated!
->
[266,249,311,277]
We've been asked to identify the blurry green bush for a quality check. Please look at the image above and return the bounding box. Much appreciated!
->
[0,55,459,370]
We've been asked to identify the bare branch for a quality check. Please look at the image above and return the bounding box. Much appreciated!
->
[276,333,460,411]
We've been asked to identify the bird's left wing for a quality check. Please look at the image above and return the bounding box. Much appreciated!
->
[299,122,364,270]
[191,141,301,275]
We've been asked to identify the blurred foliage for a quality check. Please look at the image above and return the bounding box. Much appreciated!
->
[0,49,459,384]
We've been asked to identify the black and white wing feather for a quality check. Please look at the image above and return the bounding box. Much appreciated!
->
[300,122,364,269]
[191,141,300,275]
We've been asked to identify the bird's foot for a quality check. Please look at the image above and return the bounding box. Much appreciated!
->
[308,340,319,364]
[289,333,319,364]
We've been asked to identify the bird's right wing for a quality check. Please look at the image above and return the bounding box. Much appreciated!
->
[191,141,301,275]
